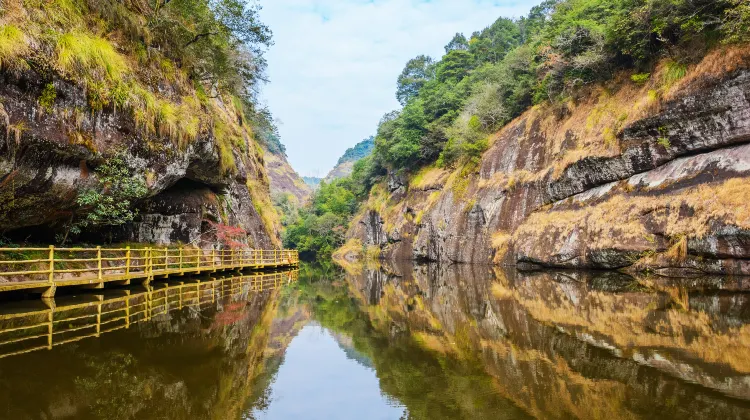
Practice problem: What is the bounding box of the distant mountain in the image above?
[302,176,322,189]
[324,137,375,182]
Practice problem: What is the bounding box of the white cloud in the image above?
[258,0,542,177]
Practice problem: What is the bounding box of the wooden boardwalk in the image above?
[0,246,299,297]
[0,269,298,359]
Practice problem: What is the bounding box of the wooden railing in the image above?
[0,270,299,359]
[0,247,299,295]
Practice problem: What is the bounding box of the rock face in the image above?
[0,69,278,248]
[343,51,750,276]
[264,150,311,204]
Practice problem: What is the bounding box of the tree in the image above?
[445,33,469,53]
[396,55,434,106]
[435,49,474,83]
[145,0,273,99]
[468,18,522,63]
[724,0,750,43]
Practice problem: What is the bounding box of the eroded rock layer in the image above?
[341,50,750,276]
[0,69,277,248]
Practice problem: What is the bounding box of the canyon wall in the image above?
[0,67,279,248]
[340,47,750,276]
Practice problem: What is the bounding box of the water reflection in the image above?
[252,324,405,419]
[344,262,750,419]
[0,270,297,419]
[0,262,748,419]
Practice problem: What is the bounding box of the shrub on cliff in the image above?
[61,155,148,243]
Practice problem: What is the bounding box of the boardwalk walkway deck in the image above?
[0,269,299,359]
[0,247,299,297]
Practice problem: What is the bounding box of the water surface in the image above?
[0,264,747,419]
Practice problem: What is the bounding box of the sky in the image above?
[258,0,543,177]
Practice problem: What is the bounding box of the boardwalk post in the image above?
[179,247,183,273]
[96,300,101,337]
[97,246,103,281]
[43,245,56,299]
[146,247,152,279]
[48,245,54,284]
[125,246,131,278]
[212,249,216,271]
[197,248,201,271]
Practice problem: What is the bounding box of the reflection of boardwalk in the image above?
[0,270,298,360]
[0,247,299,297]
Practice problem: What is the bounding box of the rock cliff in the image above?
[340,47,750,276]
[0,47,279,248]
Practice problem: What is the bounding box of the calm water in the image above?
[0,263,748,419]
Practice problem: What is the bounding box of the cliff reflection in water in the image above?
[343,261,750,419]
[0,263,748,419]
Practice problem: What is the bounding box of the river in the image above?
[0,262,747,419]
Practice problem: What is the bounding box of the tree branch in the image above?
[184,31,219,48]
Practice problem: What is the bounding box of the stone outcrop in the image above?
[342,49,750,276]
[0,68,278,248]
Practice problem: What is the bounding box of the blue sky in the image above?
[258,0,543,177]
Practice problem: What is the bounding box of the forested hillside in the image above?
[359,0,750,182]
[0,0,287,247]
[321,0,750,274]
[324,136,375,182]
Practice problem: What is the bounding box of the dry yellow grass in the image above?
[515,177,750,252]
[490,231,511,264]
[665,44,750,101]
[410,166,448,190]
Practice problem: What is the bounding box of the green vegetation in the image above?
[285,150,383,258]
[336,136,375,166]
[2,0,280,168]
[38,83,57,112]
[362,0,750,178]
[0,24,28,70]
[283,179,358,258]
[61,155,148,243]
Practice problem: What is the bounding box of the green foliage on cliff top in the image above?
[336,137,375,166]
[366,0,750,179]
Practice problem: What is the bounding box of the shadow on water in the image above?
[0,261,748,419]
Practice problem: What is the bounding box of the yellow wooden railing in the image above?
[0,270,299,359]
[0,246,299,295]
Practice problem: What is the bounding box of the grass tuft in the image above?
[0,25,29,70]
[56,31,129,84]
